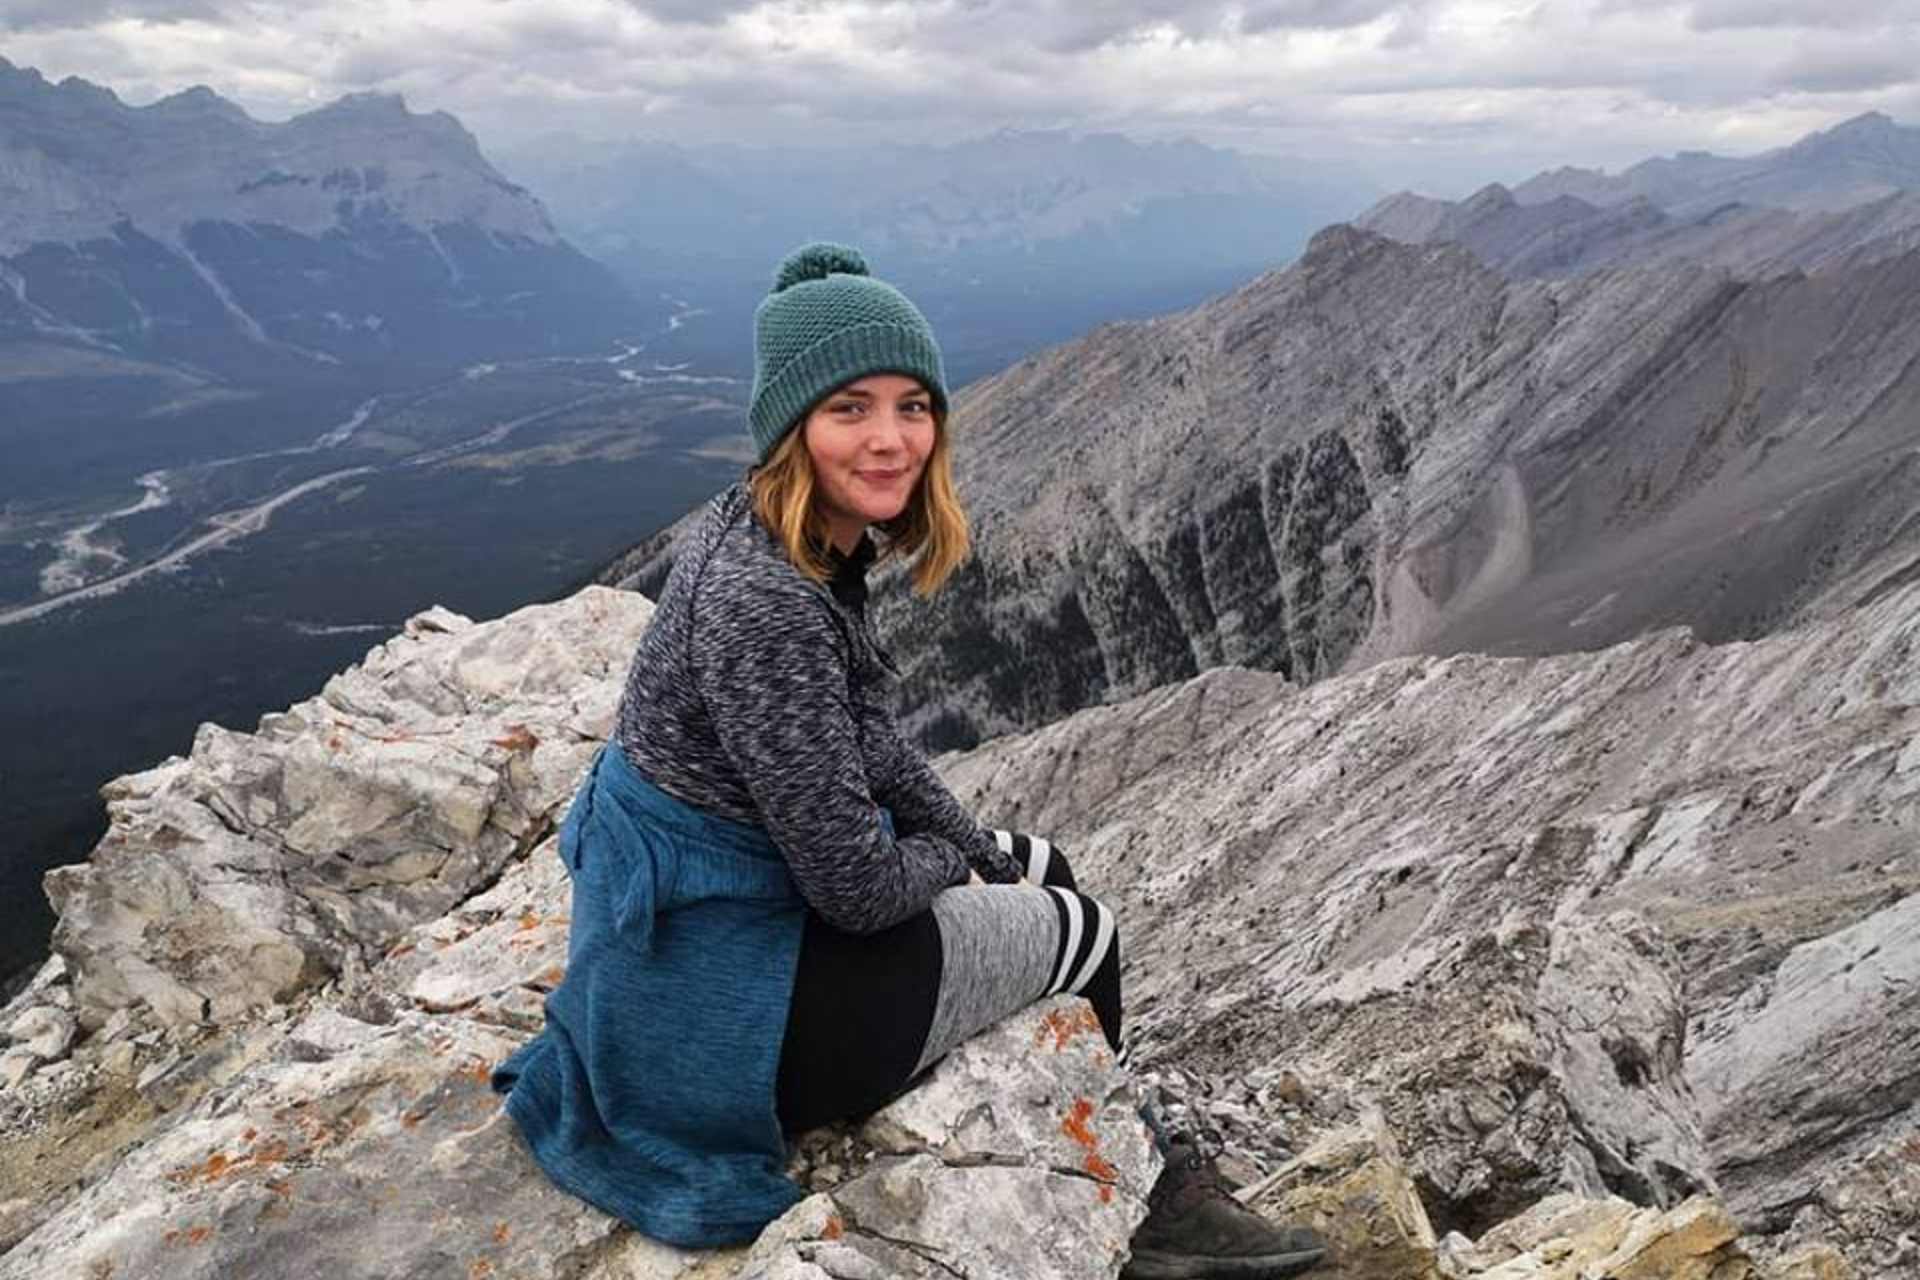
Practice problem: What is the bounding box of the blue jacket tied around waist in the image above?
[491,741,808,1246]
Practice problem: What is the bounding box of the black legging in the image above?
[775,839,1122,1135]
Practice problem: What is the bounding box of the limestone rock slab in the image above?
[744,997,1158,1280]
[41,587,651,1036]
[0,1010,638,1280]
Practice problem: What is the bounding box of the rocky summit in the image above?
[3,572,1911,1277]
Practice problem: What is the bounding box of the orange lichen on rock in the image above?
[1035,1004,1102,1052]
[1061,1098,1098,1149]
[823,1214,845,1241]
[1060,1098,1120,1199]
[248,1135,290,1165]
[491,724,540,752]
[161,1225,214,1248]
[468,1260,494,1279]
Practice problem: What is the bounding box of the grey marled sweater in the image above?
[614,483,1020,933]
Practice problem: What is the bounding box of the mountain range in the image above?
[0,57,634,375]
[605,114,1920,753]
[1354,113,1920,281]
[1511,112,1920,215]
[495,129,1383,382]
[498,127,1377,269]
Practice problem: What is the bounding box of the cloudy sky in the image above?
[3,0,1916,192]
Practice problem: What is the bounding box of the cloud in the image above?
[1767,40,1920,94]
[623,0,764,25]
[1238,0,1404,35]
[2,0,1916,199]
[0,0,249,33]
[1595,0,1899,31]
[1687,0,1895,32]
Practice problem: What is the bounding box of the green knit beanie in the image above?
[748,242,948,463]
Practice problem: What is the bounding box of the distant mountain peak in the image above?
[1832,110,1897,135]
[1463,182,1516,210]
[149,84,249,122]
[1795,110,1905,147]
[313,90,413,118]
[0,58,554,257]
[1780,111,1919,177]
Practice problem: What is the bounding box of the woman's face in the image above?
[802,373,937,553]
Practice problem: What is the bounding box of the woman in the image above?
[493,243,1325,1279]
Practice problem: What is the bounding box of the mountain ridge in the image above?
[0,57,633,372]
[1506,111,1920,215]
[604,223,1920,752]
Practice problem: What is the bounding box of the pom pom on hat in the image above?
[773,242,869,293]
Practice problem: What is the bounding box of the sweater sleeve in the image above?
[688,569,971,934]
[866,713,1022,884]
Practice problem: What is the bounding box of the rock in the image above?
[1689,890,1920,1219]
[99,1042,138,1079]
[1595,1197,1744,1280]
[381,827,574,1034]
[1452,1193,1765,1279]
[1241,1111,1440,1280]
[134,1051,182,1096]
[0,954,70,1028]
[1770,1245,1854,1280]
[2,928,1146,1280]
[1533,913,1709,1207]
[1761,1133,1919,1280]
[17,556,1908,1275]
[0,1049,36,1090]
[0,1010,628,1280]
[743,998,1156,1280]
[939,571,1920,1264]
[6,1007,75,1061]
[98,1007,137,1044]
[42,587,652,1038]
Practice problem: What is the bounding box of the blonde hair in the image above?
[749,406,971,597]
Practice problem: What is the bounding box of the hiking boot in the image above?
[1121,1141,1328,1279]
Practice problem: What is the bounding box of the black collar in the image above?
[825,534,876,611]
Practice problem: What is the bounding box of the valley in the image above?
[0,301,745,983]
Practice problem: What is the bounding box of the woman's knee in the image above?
[1041,885,1123,1051]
